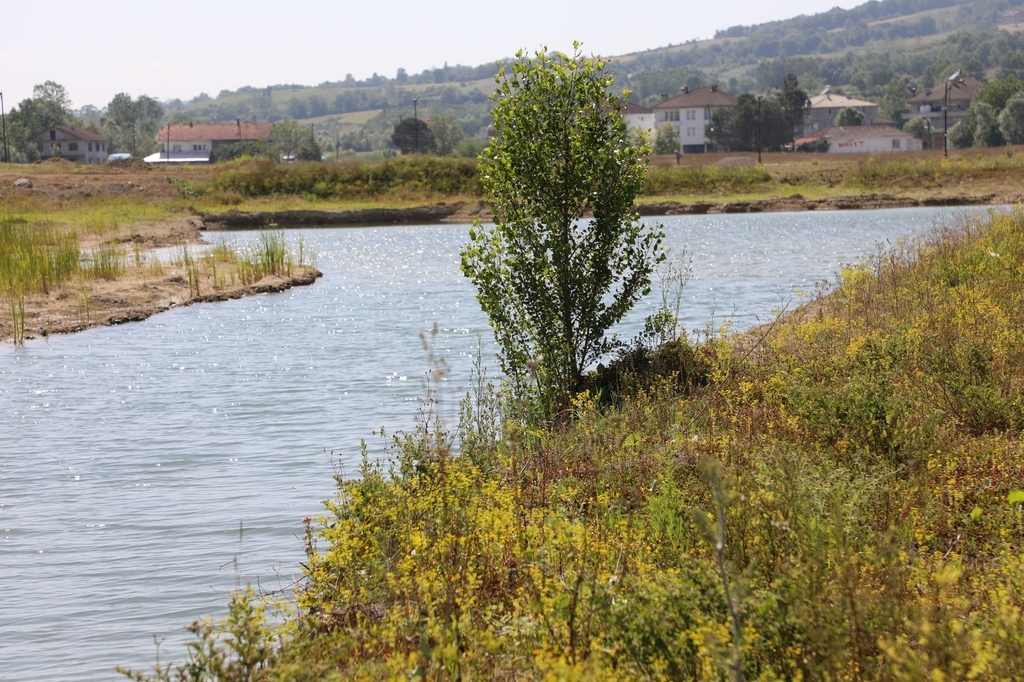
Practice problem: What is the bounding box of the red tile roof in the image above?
[28,125,108,142]
[654,86,737,109]
[155,122,274,143]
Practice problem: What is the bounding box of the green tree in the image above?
[707,94,788,152]
[973,102,1004,147]
[653,122,680,154]
[391,117,435,154]
[834,106,866,126]
[903,116,933,148]
[776,73,810,145]
[879,74,915,126]
[948,114,976,149]
[2,81,75,161]
[460,45,663,412]
[103,93,163,155]
[271,119,302,159]
[975,76,1024,112]
[427,113,466,155]
[998,93,1024,145]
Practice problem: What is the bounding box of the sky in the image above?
[1,0,865,110]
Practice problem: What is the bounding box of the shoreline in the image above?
[197,191,1017,229]
[2,267,322,345]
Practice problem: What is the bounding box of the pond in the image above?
[0,206,976,679]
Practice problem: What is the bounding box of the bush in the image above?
[208,156,481,200]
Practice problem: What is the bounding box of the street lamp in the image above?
[757,95,763,164]
[413,98,419,154]
[944,70,964,158]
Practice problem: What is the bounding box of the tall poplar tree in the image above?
[461,44,663,414]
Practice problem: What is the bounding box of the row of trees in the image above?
[950,75,1024,148]
[0,81,165,162]
[702,74,811,152]
[390,114,486,157]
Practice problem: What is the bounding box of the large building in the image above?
[146,122,274,163]
[653,85,738,154]
[794,125,923,153]
[804,92,881,137]
[28,125,109,164]
[904,76,984,148]
[622,102,656,139]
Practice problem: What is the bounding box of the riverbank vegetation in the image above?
[121,182,1024,682]
[0,205,317,344]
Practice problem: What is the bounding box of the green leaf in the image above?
[970,506,983,521]
[1008,489,1024,504]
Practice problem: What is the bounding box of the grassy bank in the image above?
[0,211,315,344]
[6,151,1024,220]
[125,208,1024,680]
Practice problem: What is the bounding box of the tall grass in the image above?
[208,156,481,201]
[645,164,773,195]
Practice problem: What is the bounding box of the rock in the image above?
[13,178,33,189]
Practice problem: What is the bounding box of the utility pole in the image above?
[757,95,763,164]
[0,91,9,163]
[944,70,963,158]
[413,98,419,154]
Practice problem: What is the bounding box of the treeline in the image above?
[0,82,164,162]
[172,82,491,125]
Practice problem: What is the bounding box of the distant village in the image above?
[19,72,989,167]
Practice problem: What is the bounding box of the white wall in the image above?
[828,135,922,153]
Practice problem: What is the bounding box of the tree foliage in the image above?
[707,93,789,152]
[834,106,866,126]
[103,93,163,155]
[427,113,467,156]
[903,116,932,147]
[778,73,810,143]
[998,94,1024,145]
[653,122,680,154]
[461,45,663,413]
[391,118,435,154]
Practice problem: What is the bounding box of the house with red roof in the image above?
[146,122,274,163]
[28,125,109,164]
[652,85,738,154]
[794,125,922,153]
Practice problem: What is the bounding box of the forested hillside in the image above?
[118,0,1024,153]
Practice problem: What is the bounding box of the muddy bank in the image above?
[200,202,488,229]
[197,192,1018,230]
[2,267,321,344]
[636,192,1009,216]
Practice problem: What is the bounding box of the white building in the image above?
[28,125,109,164]
[622,102,655,138]
[804,93,881,137]
[796,125,923,153]
[652,85,737,154]
[146,122,274,163]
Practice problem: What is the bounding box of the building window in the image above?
[172,144,181,153]
[892,138,901,150]
[88,143,93,152]
[50,130,56,140]
[68,143,78,151]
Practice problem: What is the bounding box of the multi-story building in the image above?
[652,85,738,154]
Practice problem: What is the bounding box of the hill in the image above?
[161,0,1024,153]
